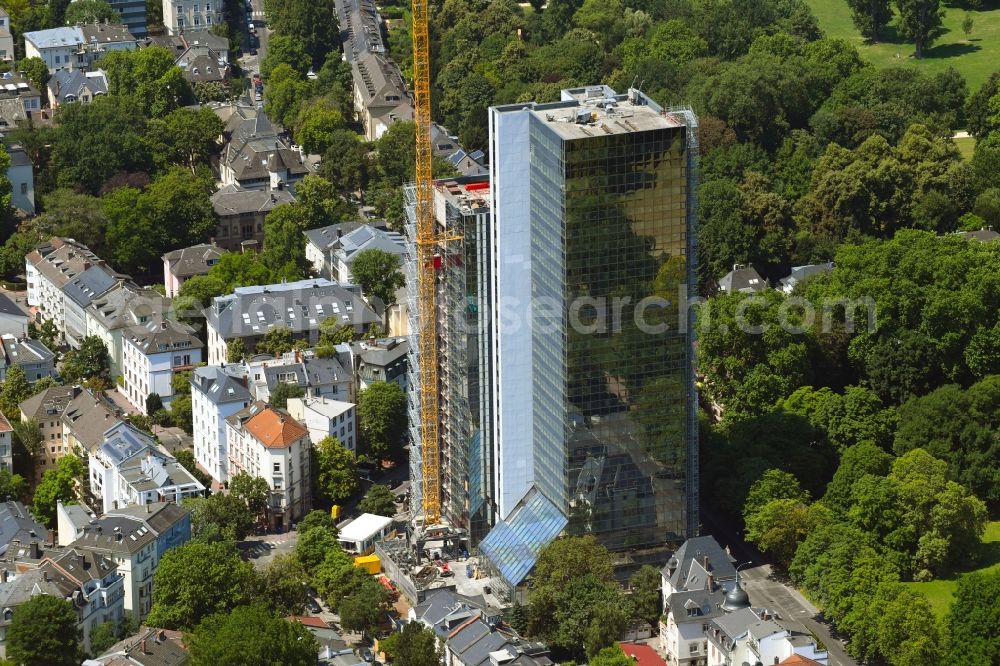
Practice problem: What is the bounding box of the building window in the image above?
[19,183,26,195]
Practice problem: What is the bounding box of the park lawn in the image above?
[806,0,1000,90]
[955,135,976,160]
[905,520,1000,620]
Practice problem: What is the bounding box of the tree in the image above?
[145,393,164,415]
[259,553,310,615]
[229,472,271,522]
[339,577,391,637]
[17,57,49,92]
[7,594,80,666]
[261,204,310,280]
[383,621,441,666]
[227,338,247,364]
[255,326,295,358]
[628,565,662,628]
[145,107,225,173]
[260,34,311,79]
[357,484,396,516]
[169,393,193,434]
[590,646,633,666]
[357,381,407,462]
[263,64,313,130]
[962,12,974,39]
[0,469,27,503]
[314,436,358,503]
[745,499,832,569]
[263,0,339,67]
[847,0,892,41]
[187,604,318,666]
[295,523,339,572]
[742,469,810,521]
[146,540,258,630]
[88,621,120,657]
[895,0,947,58]
[32,455,83,527]
[270,382,305,409]
[943,569,1000,666]
[320,131,370,194]
[61,336,110,383]
[101,46,193,118]
[294,98,347,156]
[823,441,894,514]
[297,509,337,536]
[175,449,212,489]
[64,0,120,24]
[350,249,405,311]
[0,365,32,419]
[187,493,255,542]
[295,174,352,228]
[35,319,58,351]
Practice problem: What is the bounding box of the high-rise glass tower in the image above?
[480,86,699,570]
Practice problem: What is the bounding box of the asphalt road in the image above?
[741,565,858,666]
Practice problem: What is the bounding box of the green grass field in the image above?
[806,0,1000,90]
[955,135,976,159]
[905,521,1000,620]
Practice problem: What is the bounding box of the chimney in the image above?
[336,228,343,238]
[28,542,39,559]
[703,555,710,571]
[146,504,151,514]
[42,570,49,582]
[47,529,56,547]
[708,573,715,591]
[161,321,168,330]
[0,569,6,583]
[140,639,147,654]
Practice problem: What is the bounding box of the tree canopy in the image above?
[7,594,80,666]
[187,604,319,666]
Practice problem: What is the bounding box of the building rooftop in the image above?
[1,335,55,367]
[338,513,393,542]
[0,501,46,555]
[23,26,84,49]
[336,225,406,263]
[49,68,109,105]
[661,535,737,592]
[493,86,686,141]
[3,145,31,169]
[957,227,999,242]
[89,626,188,666]
[191,364,252,404]
[0,413,9,434]
[63,264,118,309]
[0,292,23,319]
[19,385,80,421]
[99,422,156,466]
[206,278,379,339]
[26,237,103,291]
[303,221,366,252]
[79,23,136,44]
[162,243,223,278]
[124,319,203,356]
[62,390,122,452]
[242,404,308,448]
[719,264,766,294]
[618,643,667,666]
[433,176,491,219]
[211,184,297,216]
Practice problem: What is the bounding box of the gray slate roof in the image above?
[957,228,1000,242]
[63,264,117,308]
[61,389,121,452]
[222,112,309,182]
[205,278,379,339]
[719,265,766,293]
[79,22,136,45]
[661,535,737,592]
[666,587,725,623]
[191,364,252,404]
[211,183,296,216]
[336,225,406,264]
[162,243,222,278]
[304,222,365,252]
[123,319,203,356]
[1,336,54,367]
[5,145,31,168]
[18,385,80,421]
[0,501,46,555]
[710,606,764,642]
[0,292,24,318]
[779,262,834,292]
[99,422,156,466]
[49,69,108,105]
[71,515,156,556]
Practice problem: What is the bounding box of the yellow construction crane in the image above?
[412,0,441,526]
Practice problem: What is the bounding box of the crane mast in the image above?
[412,0,441,525]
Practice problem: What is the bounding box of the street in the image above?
[741,565,857,666]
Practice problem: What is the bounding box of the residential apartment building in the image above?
[225,402,310,531]
[59,501,191,620]
[61,388,123,456]
[0,335,55,383]
[0,293,27,339]
[219,112,311,192]
[62,264,120,349]
[26,237,103,338]
[162,243,222,297]
[210,184,296,252]
[303,223,406,286]
[0,9,13,63]
[18,385,81,483]
[204,278,379,365]
[0,74,41,118]
[0,415,10,473]
[191,365,252,486]
[473,88,699,593]
[86,284,166,379]
[23,24,136,73]
[121,320,203,415]
[0,501,46,555]
[355,337,408,391]
[48,68,109,108]
[5,144,34,215]
[243,349,353,403]
[0,544,126,656]
[162,0,224,35]
[286,396,356,449]
[89,422,203,512]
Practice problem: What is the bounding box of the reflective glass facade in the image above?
[488,87,698,551]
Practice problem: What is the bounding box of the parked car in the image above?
[308,598,322,614]
[248,21,256,33]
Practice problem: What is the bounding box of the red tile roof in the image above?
[0,413,11,433]
[619,643,667,666]
[780,656,825,665]
[244,407,307,448]
[287,615,329,629]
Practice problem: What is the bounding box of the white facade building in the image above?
[26,237,102,338]
[286,396,356,450]
[23,24,136,73]
[162,0,224,35]
[191,365,252,485]
[336,513,393,554]
[225,402,310,531]
[0,414,10,472]
[89,422,204,513]
[121,320,203,415]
